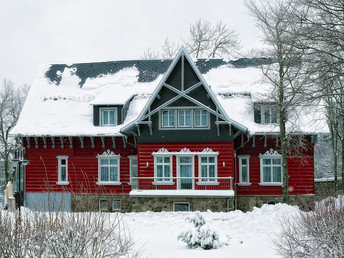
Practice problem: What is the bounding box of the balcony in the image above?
[129,177,234,197]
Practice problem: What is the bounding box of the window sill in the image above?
[152,181,175,185]
[196,181,220,186]
[237,183,252,186]
[97,182,122,186]
[56,182,69,186]
[258,182,282,186]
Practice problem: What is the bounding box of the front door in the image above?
[178,156,194,189]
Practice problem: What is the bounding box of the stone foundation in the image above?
[236,194,315,212]
[71,193,317,213]
[71,193,234,212]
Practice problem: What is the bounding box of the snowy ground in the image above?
[123,204,299,258]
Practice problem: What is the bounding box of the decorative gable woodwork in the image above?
[121,47,247,142]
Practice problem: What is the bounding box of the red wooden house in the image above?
[11,47,328,212]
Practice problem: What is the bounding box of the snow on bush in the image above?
[274,195,344,257]
[178,211,223,250]
[0,208,139,257]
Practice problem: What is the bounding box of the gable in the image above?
[121,47,247,139]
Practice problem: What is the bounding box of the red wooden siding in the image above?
[24,136,136,193]
[137,142,235,190]
[235,135,314,195]
[24,134,314,196]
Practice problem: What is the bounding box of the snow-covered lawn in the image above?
[123,203,299,257]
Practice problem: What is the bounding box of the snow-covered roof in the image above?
[11,57,328,137]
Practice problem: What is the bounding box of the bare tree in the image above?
[292,0,344,190]
[142,47,160,60]
[246,0,310,203]
[209,21,239,58]
[184,19,213,58]
[0,79,28,185]
[161,36,179,59]
[143,19,240,59]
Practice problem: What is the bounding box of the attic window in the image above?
[254,103,279,125]
[160,108,209,130]
[100,108,117,126]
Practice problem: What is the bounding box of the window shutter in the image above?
[254,106,261,124]
[93,106,99,126]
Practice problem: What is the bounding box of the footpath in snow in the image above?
[123,203,299,258]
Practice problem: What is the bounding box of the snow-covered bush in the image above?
[178,211,222,250]
[0,209,139,257]
[274,196,344,257]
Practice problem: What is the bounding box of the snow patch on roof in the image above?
[12,60,329,136]
[11,65,161,136]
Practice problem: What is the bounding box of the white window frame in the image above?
[261,105,279,125]
[197,153,219,185]
[176,155,195,190]
[161,110,176,128]
[56,155,69,185]
[112,199,121,211]
[99,199,108,211]
[259,149,282,186]
[96,150,121,185]
[177,109,192,128]
[153,155,174,185]
[159,107,210,130]
[128,155,138,185]
[173,202,190,212]
[238,155,251,186]
[194,109,209,128]
[100,107,117,126]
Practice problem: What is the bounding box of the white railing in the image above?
[130,177,233,191]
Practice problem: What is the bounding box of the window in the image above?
[178,156,194,189]
[97,150,121,185]
[261,106,279,124]
[238,156,251,186]
[178,109,192,127]
[173,202,190,212]
[160,108,209,129]
[259,149,282,186]
[254,103,280,124]
[199,156,217,182]
[99,158,119,182]
[112,200,121,211]
[129,156,138,184]
[162,110,175,127]
[194,109,208,127]
[99,199,108,211]
[57,156,69,185]
[100,108,117,126]
[154,156,173,182]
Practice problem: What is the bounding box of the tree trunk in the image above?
[329,114,338,192]
[280,112,289,203]
[342,117,344,191]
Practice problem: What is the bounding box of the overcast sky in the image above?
[0,0,263,85]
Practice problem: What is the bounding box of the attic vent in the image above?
[218,93,251,98]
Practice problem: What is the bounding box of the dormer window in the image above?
[100,108,117,126]
[254,103,279,125]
